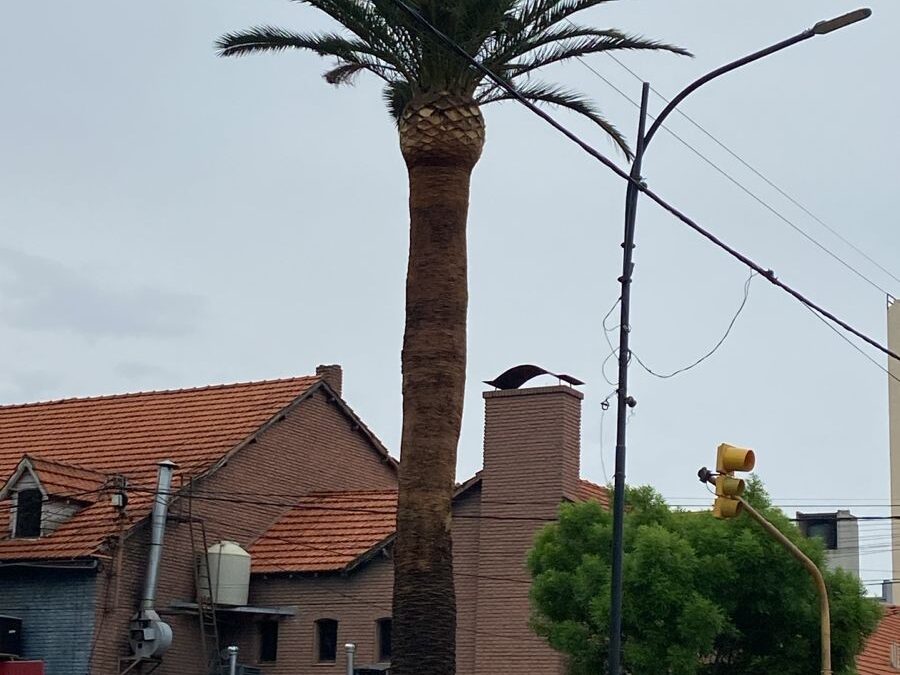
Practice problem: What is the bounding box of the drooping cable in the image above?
[631,271,754,379]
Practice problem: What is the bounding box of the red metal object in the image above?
[0,661,45,675]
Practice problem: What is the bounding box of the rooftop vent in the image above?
[484,364,583,390]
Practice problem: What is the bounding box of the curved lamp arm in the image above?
[642,8,872,151]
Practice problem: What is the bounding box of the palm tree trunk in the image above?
[392,92,485,675]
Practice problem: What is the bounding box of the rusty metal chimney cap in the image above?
[484,364,584,390]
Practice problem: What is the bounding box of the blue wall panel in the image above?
[0,566,97,675]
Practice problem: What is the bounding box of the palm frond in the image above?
[521,0,619,35]
[217,27,405,85]
[383,80,414,122]
[478,81,632,158]
[291,0,418,78]
[508,29,692,77]
[324,62,367,85]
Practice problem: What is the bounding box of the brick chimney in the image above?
[315,364,343,398]
[473,381,583,674]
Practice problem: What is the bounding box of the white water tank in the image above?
[198,540,251,606]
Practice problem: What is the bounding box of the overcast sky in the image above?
[1,0,897,590]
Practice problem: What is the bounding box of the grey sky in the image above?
[1,0,897,589]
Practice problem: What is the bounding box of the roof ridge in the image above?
[0,375,321,410]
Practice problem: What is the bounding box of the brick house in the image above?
[0,365,602,674]
[227,375,606,675]
[0,366,397,674]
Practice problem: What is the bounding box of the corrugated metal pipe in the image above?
[142,459,177,610]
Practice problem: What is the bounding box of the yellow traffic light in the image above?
[716,443,755,473]
[713,497,742,519]
[712,443,755,519]
[715,475,745,498]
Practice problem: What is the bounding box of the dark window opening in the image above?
[14,489,42,538]
[316,618,338,662]
[259,620,278,662]
[376,617,392,661]
[798,514,838,550]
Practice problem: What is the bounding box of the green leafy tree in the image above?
[217,2,687,673]
[529,479,881,674]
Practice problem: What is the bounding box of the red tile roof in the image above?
[6,455,109,498]
[252,478,610,574]
[0,377,320,561]
[251,491,397,574]
[575,479,610,509]
[857,605,898,674]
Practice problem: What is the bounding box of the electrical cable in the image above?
[572,49,892,297]
[802,302,900,385]
[631,271,754,379]
[387,0,900,366]
[605,52,900,290]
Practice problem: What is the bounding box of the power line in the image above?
[565,25,893,297]
[632,271,754,379]
[387,0,900,367]
[606,52,900,290]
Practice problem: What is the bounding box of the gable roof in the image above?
[0,375,359,562]
[0,455,109,501]
[0,376,320,487]
[857,605,899,674]
[251,491,397,574]
[251,477,609,574]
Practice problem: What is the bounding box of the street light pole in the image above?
[606,9,871,674]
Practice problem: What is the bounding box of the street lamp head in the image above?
[813,8,872,35]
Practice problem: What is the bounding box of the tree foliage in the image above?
[528,479,882,675]
[216,0,690,156]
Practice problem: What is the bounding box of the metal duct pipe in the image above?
[345,643,356,675]
[142,459,177,610]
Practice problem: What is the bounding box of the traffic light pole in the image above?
[606,9,870,673]
[737,497,832,675]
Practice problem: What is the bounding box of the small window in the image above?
[14,489,42,538]
[259,620,278,662]
[315,619,338,662]
[376,618,392,661]
[804,520,838,550]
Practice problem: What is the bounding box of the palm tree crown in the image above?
[216,0,690,155]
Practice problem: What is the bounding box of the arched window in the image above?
[315,618,338,662]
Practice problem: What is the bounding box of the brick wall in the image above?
[473,385,582,675]
[452,484,481,675]
[234,554,395,674]
[90,386,397,675]
[0,566,96,675]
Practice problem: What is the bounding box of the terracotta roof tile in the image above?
[251,491,398,574]
[857,605,898,674]
[0,377,319,561]
[22,455,109,498]
[576,479,610,509]
[253,478,610,574]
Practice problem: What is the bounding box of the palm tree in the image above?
[217,3,686,673]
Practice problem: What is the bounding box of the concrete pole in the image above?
[345,643,356,675]
[227,645,238,675]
